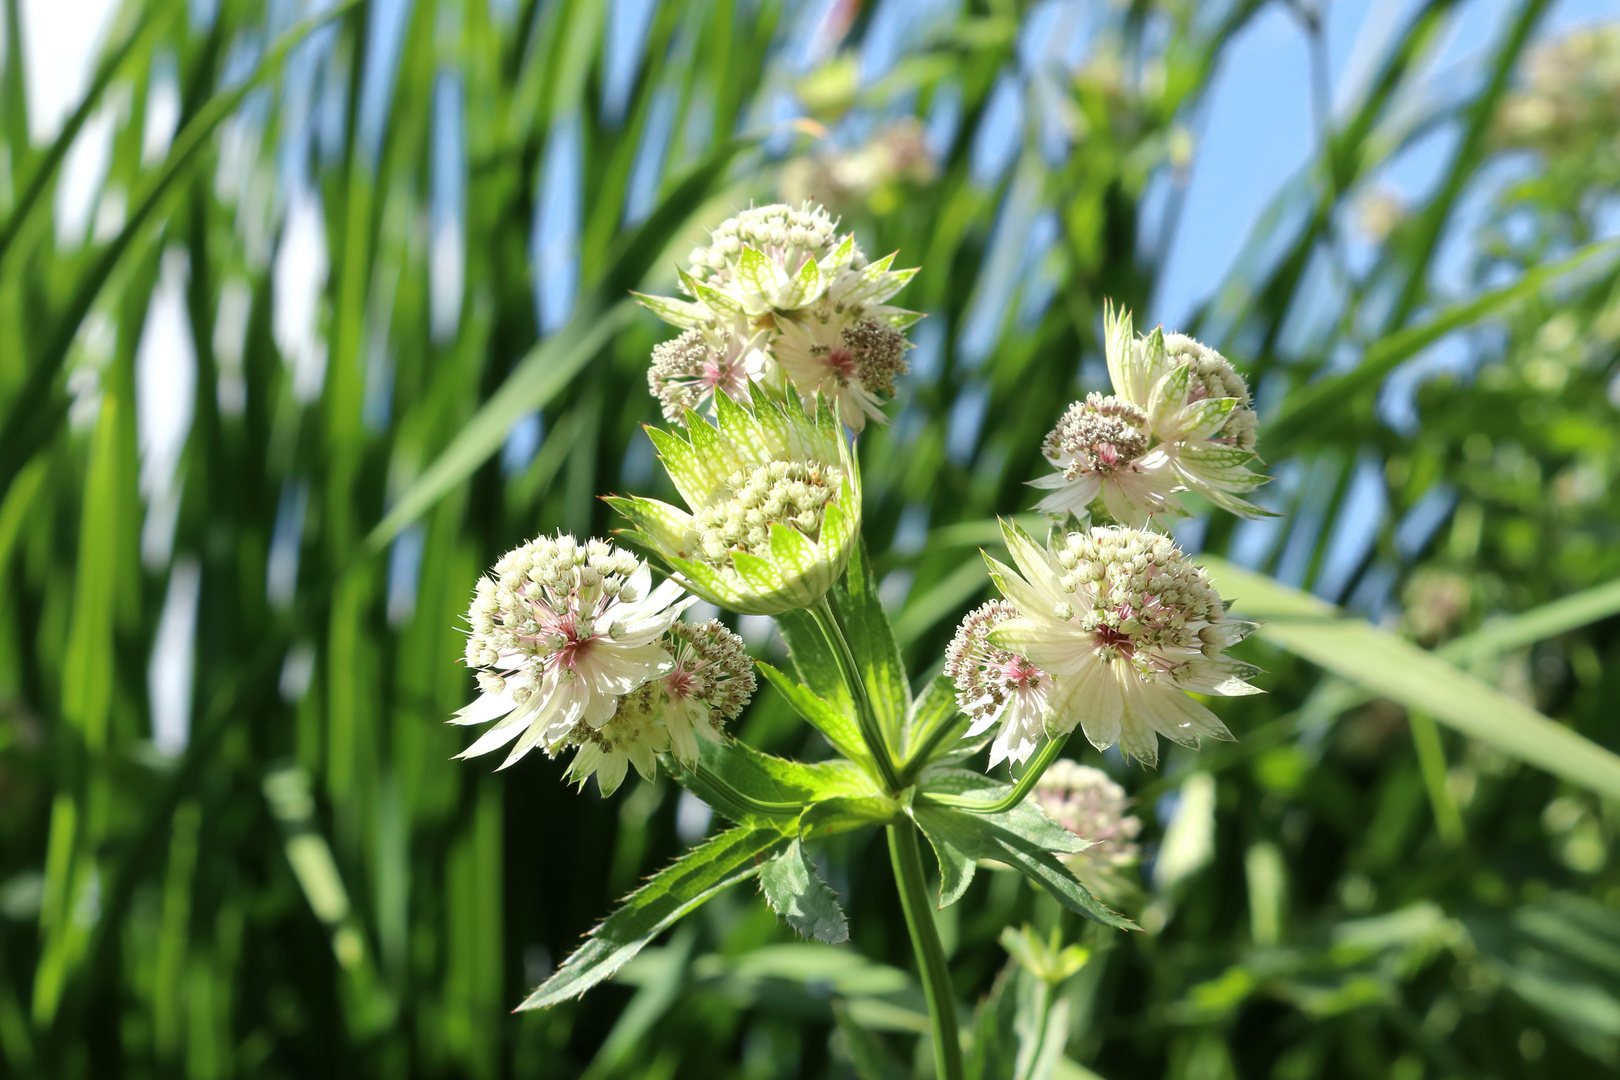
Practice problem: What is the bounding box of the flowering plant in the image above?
[450,202,1274,1077]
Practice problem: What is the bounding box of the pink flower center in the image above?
[1093,626,1134,659]
[996,655,1044,689]
[827,347,858,380]
[665,666,696,700]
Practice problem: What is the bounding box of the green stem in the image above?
[924,729,1075,814]
[887,823,964,1080]
[809,597,902,792]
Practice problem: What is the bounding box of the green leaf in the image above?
[755,661,868,764]
[901,672,970,770]
[1200,556,1620,802]
[773,611,856,717]
[911,805,1132,928]
[759,839,849,944]
[517,825,789,1010]
[677,735,876,826]
[1437,577,1620,666]
[800,795,905,839]
[832,998,910,1080]
[836,539,910,744]
[1264,237,1620,452]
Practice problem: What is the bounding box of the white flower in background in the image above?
[983,520,1260,766]
[1029,392,1182,525]
[1034,761,1142,901]
[609,394,860,615]
[454,536,692,769]
[650,619,757,764]
[1103,306,1270,518]
[774,307,910,432]
[945,600,1053,768]
[647,318,773,424]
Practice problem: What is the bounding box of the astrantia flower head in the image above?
[1029,392,1182,525]
[982,520,1261,766]
[945,600,1054,767]
[685,202,844,315]
[1034,761,1142,900]
[774,306,910,432]
[453,535,692,769]
[1103,305,1271,518]
[647,319,773,425]
[653,619,757,764]
[608,393,860,615]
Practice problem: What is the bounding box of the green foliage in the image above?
[3,0,1620,1077]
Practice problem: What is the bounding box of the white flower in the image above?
[1103,305,1270,518]
[983,520,1261,766]
[650,619,756,765]
[453,536,692,770]
[773,306,909,432]
[647,318,773,425]
[1029,393,1183,525]
[564,683,670,795]
[944,600,1054,768]
[1033,761,1142,901]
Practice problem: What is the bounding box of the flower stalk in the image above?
[888,823,966,1080]
[809,596,902,793]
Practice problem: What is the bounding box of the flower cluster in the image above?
[1034,761,1142,899]
[1032,306,1269,526]
[976,521,1260,766]
[452,534,755,794]
[944,601,1053,768]
[634,202,918,433]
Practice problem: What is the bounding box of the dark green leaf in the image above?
[759,839,849,944]
[518,825,789,1010]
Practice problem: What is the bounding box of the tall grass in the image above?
[1,0,1618,1076]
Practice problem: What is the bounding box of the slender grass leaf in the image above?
[759,838,849,944]
[517,824,790,1010]
[832,998,910,1080]
[1200,556,1620,801]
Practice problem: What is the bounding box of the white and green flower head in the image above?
[560,619,755,795]
[609,392,860,615]
[774,306,911,433]
[982,520,1261,766]
[1102,305,1271,517]
[1033,761,1142,902]
[453,535,692,770]
[1029,392,1182,526]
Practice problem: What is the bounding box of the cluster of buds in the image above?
[452,534,755,794]
[1032,306,1269,526]
[634,202,919,433]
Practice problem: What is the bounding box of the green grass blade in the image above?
[1200,556,1620,801]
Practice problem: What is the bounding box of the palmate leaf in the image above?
[911,800,1124,926]
[759,839,849,944]
[1199,556,1620,801]
[518,824,790,1010]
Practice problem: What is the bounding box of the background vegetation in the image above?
[1,0,1619,1076]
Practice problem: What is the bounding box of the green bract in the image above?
[609,393,861,615]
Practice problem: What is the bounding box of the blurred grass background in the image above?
[2,0,1620,1076]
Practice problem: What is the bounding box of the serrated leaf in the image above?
[756,661,868,764]
[759,839,849,944]
[518,825,789,1010]
[911,805,1132,929]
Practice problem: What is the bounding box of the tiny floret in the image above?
[652,619,756,764]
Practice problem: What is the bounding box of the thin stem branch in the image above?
[899,713,970,785]
[809,597,902,792]
[888,824,964,1080]
[923,729,1075,815]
